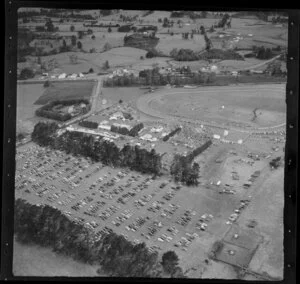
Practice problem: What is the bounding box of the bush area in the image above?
[14,199,185,277]
[35,99,90,122]
[117,24,133,32]
[208,241,224,259]
[252,46,274,60]
[170,155,200,186]
[18,68,35,80]
[111,123,144,137]
[78,120,99,129]
[269,156,281,169]
[162,127,181,142]
[170,48,244,61]
[170,140,212,185]
[31,122,59,146]
[31,122,162,175]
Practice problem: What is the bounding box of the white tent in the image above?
[58,73,66,79]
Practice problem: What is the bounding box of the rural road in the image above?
[237,54,283,72]
[136,83,286,134]
[60,76,104,128]
[17,77,104,147]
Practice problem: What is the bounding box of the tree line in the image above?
[170,48,243,61]
[162,127,182,142]
[14,198,185,278]
[103,68,217,87]
[170,140,212,185]
[35,99,91,122]
[78,120,99,129]
[111,123,144,137]
[170,154,200,186]
[31,122,162,175]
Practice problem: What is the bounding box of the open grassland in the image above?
[13,240,102,277]
[238,168,284,280]
[35,80,95,105]
[100,87,145,106]
[17,83,45,134]
[156,34,206,55]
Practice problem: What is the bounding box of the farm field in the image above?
[34,80,95,105]
[18,12,288,78]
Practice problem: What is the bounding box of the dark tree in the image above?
[45,20,55,32]
[17,133,26,141]
[108,27,112,33]
[44,80,51,87]
[19,68,34,80]
[77,41,82,49]
[103,60,110,70]
[78,31,84,39]
[71,35,77,46]
[161,251,179,275]
[70,25,75,32]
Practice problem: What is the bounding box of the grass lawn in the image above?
[34,80,95,105]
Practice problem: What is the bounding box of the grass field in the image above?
[17,83,45,134]
[34,80,95,105]
[19,12,287,79]
[137,84,286,128]
[13,240,102,277]
[239,168,284,279]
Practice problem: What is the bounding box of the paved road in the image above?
[136,83,286,135]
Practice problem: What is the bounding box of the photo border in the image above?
[2,1,298,282]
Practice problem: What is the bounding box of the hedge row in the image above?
[162,127,182,142]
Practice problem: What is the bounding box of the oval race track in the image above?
[136,84,286,134]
